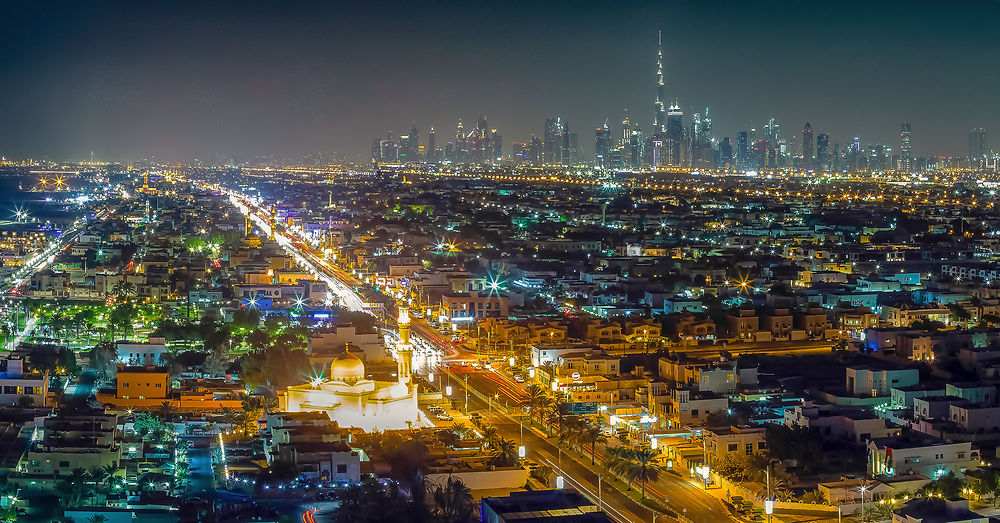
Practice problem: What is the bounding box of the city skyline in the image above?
[0,1,997,161]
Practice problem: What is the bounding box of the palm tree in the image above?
[157,401,176,422]
[546,400,573,443]
[561,416,588,451]
[57,469,94,508]
[219,406,238,428]
[480,426,499,448]
[101,463,118,494]
[524,384,549,426]
[629,447,663,499]
[582,422,608,465]
[112,280,137,304]
[87,516,109,523]
[89,466,108,497]
[449,421,471,440]
[433,476,474,522]
[605,446,636,489]
[489,437,519,467]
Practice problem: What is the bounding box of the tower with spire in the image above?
[654,30,666,135]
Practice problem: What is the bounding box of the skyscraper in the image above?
[736,131,749,170]
[489,129,502,161]
[595,121,612,170]
[900,122,912,172]
[427,127,436,162]
[563,123,578,164]
[816,133,830,171]
[801,123,814,170]
[719,137,733,168]
[654,31,666,134]
[969,128,988,166]
[543,118,563,164]
[666,101,683,165]
[399,125,418,161]
[455,120,467,163]
[764,117,780,143]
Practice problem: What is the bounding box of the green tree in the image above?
[628,447,663,499]
[582,421,608,465]
[432,476,474,523]
[88,340,119,383]
[488,438,519,468]
[334,477,416,523]
[480,426,499,448]
[157,401,177,422]
[203,344,231,376]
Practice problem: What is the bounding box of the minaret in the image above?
[654,30,666,135]
[244,213,252,237]
[268,207,276,241]
[396,306,413,385]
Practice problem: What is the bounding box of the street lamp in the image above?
[766,459,780,523]
[859,484,868,520]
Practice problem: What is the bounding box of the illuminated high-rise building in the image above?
[427,127,436,162]
[489,129,502,161]
[454,120,468,163]
[628,127,643,170]
[666,101,683,165]
[564,124,578,164]
[399,125,418,161]
[802,122,814,170]
[900,122,912,172]
[764,117,780,143]
[689,107,713,168]
[595,121,612,169]
[719,137,733,168]
[654,31,666,134]
[969,128,988,166]
[543,117,563,164]
[529,135,542,165]
[816,132,830,171]
[736,131,749,170]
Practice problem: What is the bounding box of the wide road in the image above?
[2,208,110,296]
[461,384,731,523]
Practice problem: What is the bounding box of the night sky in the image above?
[1,1,996,162]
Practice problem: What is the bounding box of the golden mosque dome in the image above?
[330,348,365,382]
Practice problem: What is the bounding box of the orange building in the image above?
[97,365,244,413]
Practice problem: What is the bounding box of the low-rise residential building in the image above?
[846,366,920,397]
[881,304,951,328]
[18,411,121,479]
[783,402,900,444]
[657,357,758,394]
[703,425,767,466]
[116,338,167,366]
[651,387,729,428]
[0,357,47,407]
[869,435,980,479]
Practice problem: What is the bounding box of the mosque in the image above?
[278,307,421,431]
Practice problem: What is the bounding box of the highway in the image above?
[1,216,91,296]
[458,381,728,523]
